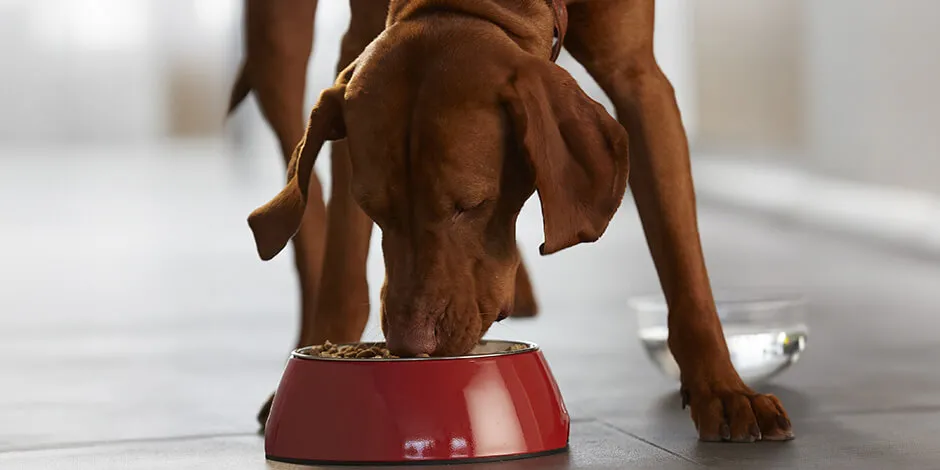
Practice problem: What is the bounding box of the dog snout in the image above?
[382,287,447,356]
[386,324,437,357]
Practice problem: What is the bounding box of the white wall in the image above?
[0,0,240,144]
[691,0,940,197]
[689,0,940,252]
[804,0,940,194]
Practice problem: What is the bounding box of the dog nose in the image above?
[386,327,437,357]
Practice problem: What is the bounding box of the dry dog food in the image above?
[305,340,528,359]
[308,341,400,359]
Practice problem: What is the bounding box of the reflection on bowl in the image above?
[630,291,808,386]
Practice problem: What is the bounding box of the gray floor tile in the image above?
[0,421,697,470]
[4,147,940,468]
[603,409,940,469]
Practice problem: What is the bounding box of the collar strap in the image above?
[547,0,568,62]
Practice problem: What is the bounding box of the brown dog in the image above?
[230,0,794,443]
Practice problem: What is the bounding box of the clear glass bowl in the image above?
[630,291,808,386]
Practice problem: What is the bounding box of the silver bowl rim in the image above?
[627,290,808,314]
[291,339,539,362]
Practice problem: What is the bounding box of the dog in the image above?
[229,0,794,443]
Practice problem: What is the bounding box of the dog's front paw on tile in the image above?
[257,393,274,434]
[681,385,794,442]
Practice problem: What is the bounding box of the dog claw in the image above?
[681,388,690,409]
[720,424,731,441]
[763,429,795,441]
[749,423,762,441]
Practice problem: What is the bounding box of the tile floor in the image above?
[2,144,939,468]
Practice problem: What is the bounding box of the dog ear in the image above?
[247,85,347,261]
[502,59,629,255]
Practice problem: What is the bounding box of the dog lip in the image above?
[479,309,509,322]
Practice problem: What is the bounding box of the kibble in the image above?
[305,341,399,359]
[303,341,529,359]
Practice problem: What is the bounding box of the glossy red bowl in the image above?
[264,340,570,466]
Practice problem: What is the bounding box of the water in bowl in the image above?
[638,323,807,385]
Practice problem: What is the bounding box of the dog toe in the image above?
[685,385,793,443]
[751,394,794,441]
[688,392,729,441]
[727,394,761,442]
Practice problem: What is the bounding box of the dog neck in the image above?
[387,0,566,62]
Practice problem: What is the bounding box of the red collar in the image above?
[548,0,568,62]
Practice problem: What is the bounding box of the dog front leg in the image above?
[255,0,389,431]
[231,0,333,430]
[297,0,389,348]
[230,0,330,351]
[564,0,792,441]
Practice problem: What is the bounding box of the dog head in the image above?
[247,26,628,357]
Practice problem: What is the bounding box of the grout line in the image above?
[596,420,704,467]
[0,431,259,455]
[823,404,940,418]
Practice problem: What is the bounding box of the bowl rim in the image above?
[627,289,807,314]
[290,339,539,362]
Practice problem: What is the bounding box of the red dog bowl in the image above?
[264,340,570,466]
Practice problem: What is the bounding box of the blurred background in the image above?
[4,0,937,250]
[2,0,939,458]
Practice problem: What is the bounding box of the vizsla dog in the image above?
[230,0,794,442]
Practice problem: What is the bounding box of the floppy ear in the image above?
[502,59,630,255]
[247,85,347,260]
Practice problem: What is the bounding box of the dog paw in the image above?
[681,384,793,442]
[257,393,274,434]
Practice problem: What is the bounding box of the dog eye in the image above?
[454,199,490,216]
